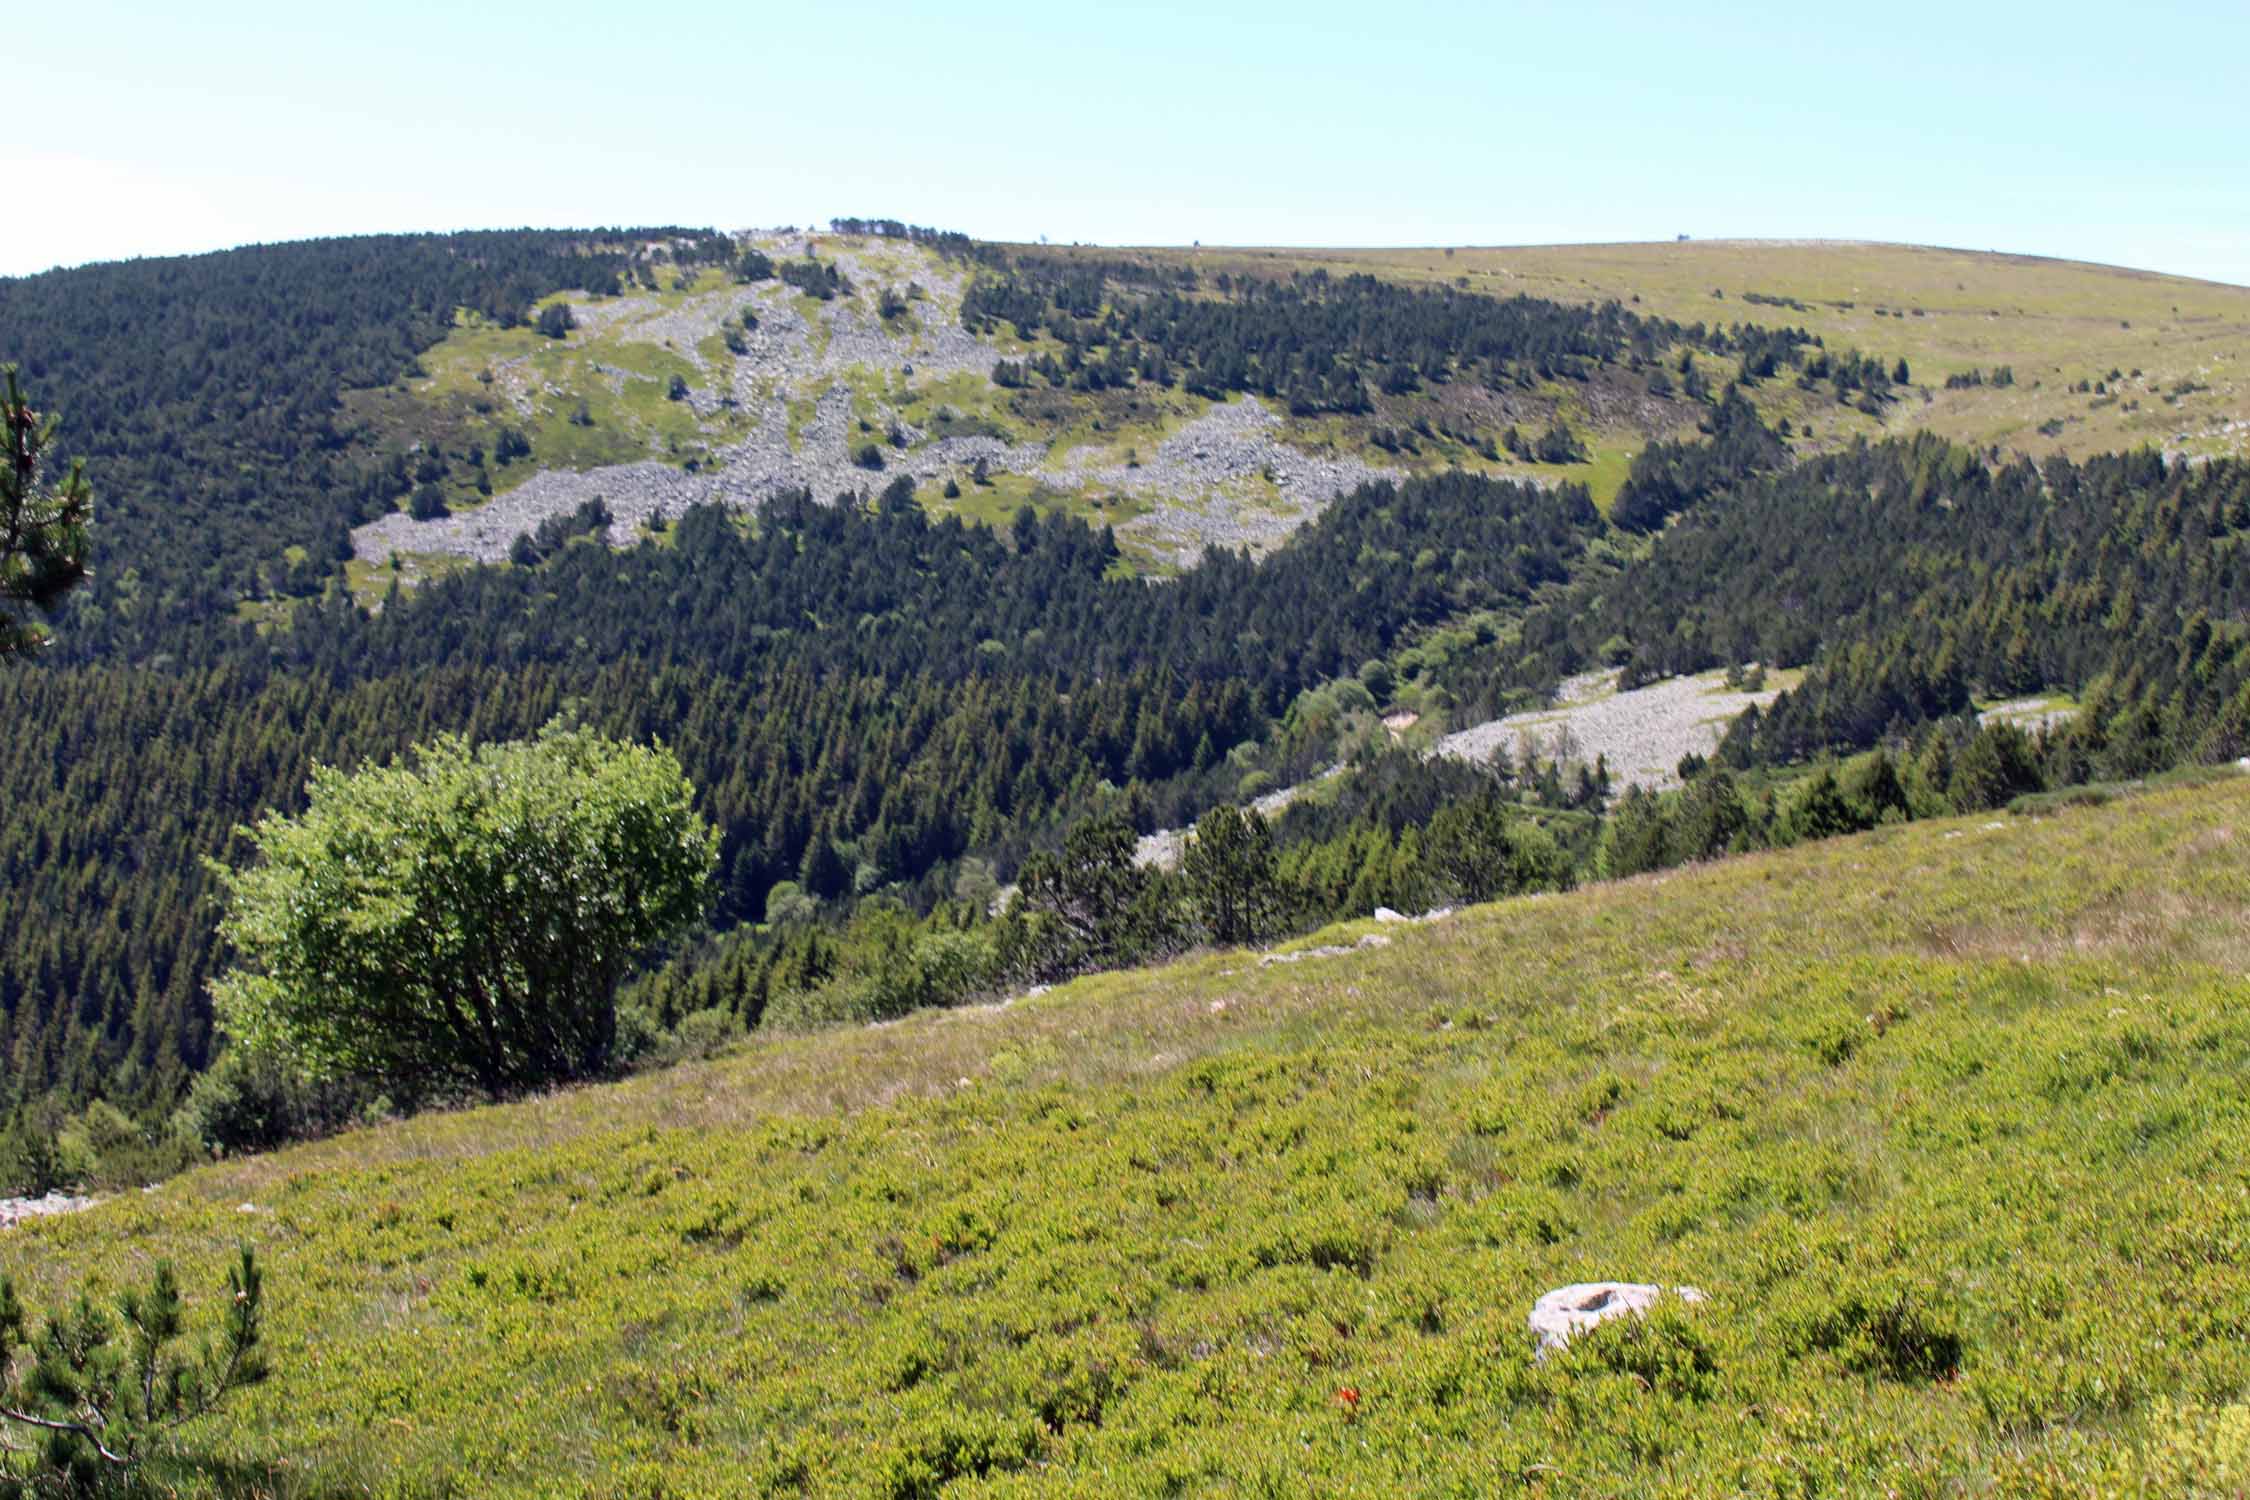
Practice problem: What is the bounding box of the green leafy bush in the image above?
[208,720,717,1105]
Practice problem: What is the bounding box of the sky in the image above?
[10,0,2249,284]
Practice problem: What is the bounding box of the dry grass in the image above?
[1070,238,2250,465]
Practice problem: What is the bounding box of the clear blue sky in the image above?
[12,0,2248,284]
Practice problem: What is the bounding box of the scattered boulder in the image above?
[1373,907,1408,923]
[0,1191,95,1229]
[1530,1281,1706,1357]
[1258,933,1391,967]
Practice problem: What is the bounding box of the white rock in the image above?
[1529,1281,1707,1357]
[0,1191,96,1229]
[1373,907,1408,923]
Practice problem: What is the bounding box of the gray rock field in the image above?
[353,234,1389,569]
[0,1191,95,1229]
[1437,668,1783,792]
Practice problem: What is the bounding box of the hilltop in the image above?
[1130,237,2250,466]
[9,777,2250,1494]
[331,232,2250,602]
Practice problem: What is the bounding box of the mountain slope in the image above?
[12,776,2249,1495]
[1147,238,2250,465]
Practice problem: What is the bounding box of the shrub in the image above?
[172,1049,374,1157]
[1784,1270,1963,1381]
[208,720,718,1104]
[0,1118,66,1197]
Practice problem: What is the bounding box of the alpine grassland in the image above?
[1098,238,2250,469]
[11,777,2250,1495]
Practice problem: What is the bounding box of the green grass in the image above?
[15,780,2250,1494]
[342,552,479,610]
[354,278,763,518]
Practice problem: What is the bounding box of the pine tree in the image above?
[0,366,95,658]
[1181,805,1282,946]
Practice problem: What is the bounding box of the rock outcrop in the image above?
[1529,1281,1706,1356]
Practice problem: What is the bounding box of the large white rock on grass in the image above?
[1530,1281,1706,1356]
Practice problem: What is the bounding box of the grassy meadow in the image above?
[13,778,2250,1494]
[1134,239,2250,466]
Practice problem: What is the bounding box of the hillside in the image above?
[1139,238,2250,467]
[338,230,2249,593]
[7,222,2250,1174]
[340,229,2125,591]
[10,778,2250,1494]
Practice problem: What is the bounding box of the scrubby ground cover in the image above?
[11,780,2250,1495]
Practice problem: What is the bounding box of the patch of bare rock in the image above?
[0,1191,95,1228]
[1438,668,1783,792]
[1530,1281,1707,1358]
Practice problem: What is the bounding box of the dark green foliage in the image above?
[0,1119,65,1199]
[1532,420,1584,465]
[0,467,1603,1127]
[1271,753,1582,920]
[733,248,775,283]
[779,258,848,301]
[1947,722,2045,811]
[1501,432,2250,785]
[1001,817,1181,984]
[1609,390,1785,533]
[0,1247,265,1490]
[535,302,575,340]
[1422,789,1571,903]
[965,253,1843,417]
[509,497,612,566]
[0,227,716,658]
[171,1050,372,1158]
[0,368,94,658]
[1180,806,1283,946]
[1601,765,1758,877]
[1783,767,1863,843]
[960,254,1802,415]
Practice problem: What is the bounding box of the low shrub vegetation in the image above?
[7,781,2249,1493]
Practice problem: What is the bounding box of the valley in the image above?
[4,213,2248,1498]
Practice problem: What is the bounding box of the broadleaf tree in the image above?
[209,720,718,1103]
